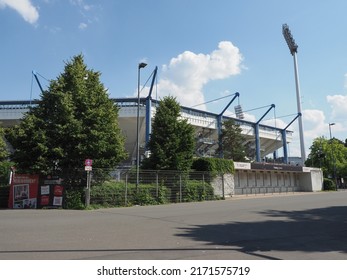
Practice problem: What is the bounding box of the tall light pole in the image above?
[329,122,337,190]
[329,122,335,140]
[136,62,147,192]
[282,24,306,166]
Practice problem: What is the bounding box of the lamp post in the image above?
[329,122,337,190]
[329,122,335,140]
[136,62,147,192]
[282,24,306,166]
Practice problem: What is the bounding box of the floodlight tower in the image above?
[282,24,306,165]
[136,62,147,192]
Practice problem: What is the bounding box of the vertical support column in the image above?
[125,172,128,206]
[293,53,306,165]
[85,171,91,207]
[217,115,223,158]
[282,130,288,164]
[255,124,261,162]
[145,97,151,146]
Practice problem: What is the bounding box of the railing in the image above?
[68,169,219,208]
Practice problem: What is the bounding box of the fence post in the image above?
[221,173,225,199]
[156,171,159,199]
[179,172,182,203]
[125,172,128,206]
[85,170,91,207]
[202,172,205,200]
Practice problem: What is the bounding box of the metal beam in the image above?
[145,67,158,146]
[32,70,44,94]
[282,113,301,164]
[219,92,240,117]
[217,92,240,158]
[255,104,275,162]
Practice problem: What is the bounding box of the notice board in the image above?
[38,176,64,208]
[8,174,39,209]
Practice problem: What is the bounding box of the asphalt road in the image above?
[1,191,347,260]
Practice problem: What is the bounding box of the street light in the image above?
[329,122,335,139]
[282,24,306,166]
[329,122,337,190]
[136,62,147,192]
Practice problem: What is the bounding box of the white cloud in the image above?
[262,109,329,158]
[327,94,347,120]
[242,112,257,123]
[262,118,288,130]
[302,109,326,139]
[44,25,61,33]
[296,108,344,157]
[0,0,39,24]
[70,0,93,12]
[151,41,243,110]
[79,22,87,30]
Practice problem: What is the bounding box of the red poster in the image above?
[8,174,39,209]
[54,185,64,196]
[40,195,50,206]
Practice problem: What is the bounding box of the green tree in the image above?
[306,136,347,179]
[216,118,247,161]
[0,126,8,161]
[0,126,11,186]
[142,96,195,171]
[6,55,127,180]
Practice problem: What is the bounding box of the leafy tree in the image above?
[0,126,11,185]
[216,118,247,161]
[306,136,347,178]
[6,55,127,180]
[0,126,8,161]
[0,161,13,186]
[142,96,195,171]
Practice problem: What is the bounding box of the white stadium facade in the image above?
[0,96,293,165]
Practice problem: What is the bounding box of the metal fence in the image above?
[79,169,219,207]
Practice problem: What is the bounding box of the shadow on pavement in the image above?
[176,206,347,257]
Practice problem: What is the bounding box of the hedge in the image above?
[191,158,234,175]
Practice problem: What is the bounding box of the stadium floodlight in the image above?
[282,24,298,55]
[136,62,147,192]
[282,24,306,165]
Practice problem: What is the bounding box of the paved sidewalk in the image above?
[1,191,346,260]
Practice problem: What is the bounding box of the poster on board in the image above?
[8,174,39,209]
[37,176,64,208]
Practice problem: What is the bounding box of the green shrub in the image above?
[89,181,170,207]
[64,188,85,209]
[192,158,234,176]
[323,178,336,191]
[157,185,170,204]
[183,180,214,202]
[90,181,126,207]
[65,175,216,209]
[132,187,157,205]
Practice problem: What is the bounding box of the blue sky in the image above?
[1,0,347,158]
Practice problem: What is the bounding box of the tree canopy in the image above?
[0,126,8,161]
[6,54,127,177]
[305,136,347,178]
[142,96,195,171]
[216,118,247,161]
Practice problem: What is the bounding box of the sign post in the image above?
[84,159,92,207]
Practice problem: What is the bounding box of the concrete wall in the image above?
[211,174,234,197]
[299,167,323,192]
[233,170,301,195]
[212,163,324,197]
